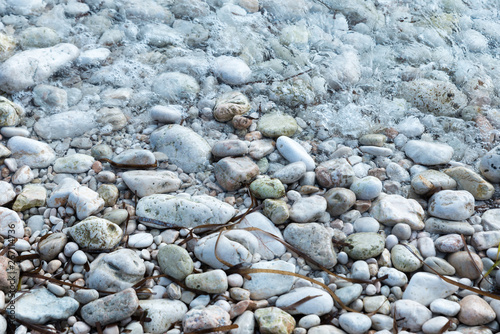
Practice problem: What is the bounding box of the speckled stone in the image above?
[258,112,298,138]
[81,288,139,326]
[38,233,68,261]
[444,166,494,200]
[68,217,122,250]
[324,188,356,216]
[249,177,285,199]
[182,305,230,334]
[343,232,385,260]
[255,307,295,334]
[391,244,423,273]
[157,244,194,280]
[263,199,289,225]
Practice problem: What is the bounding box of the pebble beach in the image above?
[1,0,500,333]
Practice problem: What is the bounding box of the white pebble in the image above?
[71,250,87,265]
[64,242,79,257]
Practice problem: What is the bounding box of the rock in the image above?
[276,136,315,171]
[421,316,450,334]
[447,251,483,279]
[423,257,456,276]
[12,184,46,211]
[273,162,307,184]
[350,176,382,200]
[113,149,157,166]
[428,190,475,220]
[38,232,67,261]
[444,167,494,200]
[152,72,199,101]
[81,288,139,327]
[263,199,289,225]
[194,233,253,269]
[33,84,68,109]
[136,193,236,229]
[7,136,56,168]
[185,270,228,294]
[307,325,348,334]
[284,223,337,268]
[458,295,496,326]
[150,124,211,173]
[91,144,113,160]
[424,217,475,235]
[122,170,181,198]
[77,47,111,66]
[249,139,275,160]
[472,231,500,250]
[68,217,122,250]
[338,313,372,334]
[127,233,153,248]
[289,195,327,223]
[34,111,96,140]
[258,112,298,138]
[430,298,461,316]
[243,260,296,299]
[86,249,145,292]
[324,188,356,216]
[213,56,252,85]
[150,105,183,124]
[392,299,432,332]
[47,178,80,207]
[411,169,458,195]
[97,184,119,207]
[479,145,500,183]
[0,181,15,206]
[0,97,23,126]
[15,288,79,324]
[276,287,334,316]
[12,165,34,185]
[67,186,105,220]
[0,256,19,294]
[363,295,390,314]
[140,299,187,334]
[97,107,127,131]
[0,315,5,334]
[157,244,193,280]
[391,244,423,273]
[215,157,260,191]
[316,159,355,188]
[404,140,454,165]
[212,140,249,158]
[140,23,182,47]
[53,154,95,173]
[370,194,424,230]
[254,307,295,334]
[0,43,79,93]
[0,143,11,158]
[435,234,464,252]
[402,272,459,306]
[359,134,387,147]
[482,209,500,232]
[231,310,255,334]
[336,284,363,306]
[378,267,408,287]
[343,232,385,260]
[250,178,285,199]
[359,146,393,157]
[213,91,251,122]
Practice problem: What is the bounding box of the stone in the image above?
[136,193,236,229]
[213,91,251,122]
[424,217,475,235]
[276,287,334,316]
[338,313,372,334]
[250,178,286,199]
[0,43,80,93]
[404,140,454,165]
[324,188,356,216]
[430,298,461,316]
[152,72,199,101]
[479,145,500,183]
[343,232,385,260]
[447,251,483,279]
[458,295,496,326]
[316,159,355,188]
[68,217,122,250]
[213,56,252,85]
[243,260,296,299]
[402,272,459,306]
[350,176,382,200]
[33,84,68,109]
[0,97,23,126]
[0,181,15,206]
[67,186,105,220]
[19,26,61,49]
[284,223,337,268]
[185,270,228,294]
[157,244,194,280]
[363,295,390,314]
[391,244,423,273]
[212,140,249,158]
[91,144,113,160]
[77,47,111,66]
[38,233,67,261]
[0,256,19,294]
[392,299,432,332]
[263,199,290,225]
[471,231,500,250]
[194,232,253,269]
[11,165,34,185]
[122,170,181,198]
[150,124,211,173]
[254,307,295,334]
[359,134,387,147]
[81,288,139,326]
[335,284,363,306]
[359,146,392,157]
[7,136,56,168]
[421,316,450,334]
[97,184,119,207]
[86,249,145,292]
[444,166,494,200]
[276,136,315,171]
[370,194,425,230]
[34,111,96,140]
[53,154,95,173]
[258,112,298,138]
[97,107,127,131]
[0,144,11,158]
[307,325,348,334]
[47,178,80,207]
[140,299,188,334]
[0,315,5,334]
[435,234,464,252]
[410,170,454,195]
[423,257,456,276]
[378,267,408,287]
[249,139,275,160]
[140,23,182,47]
[113,149,157,166]
[12,184,46,211]
[215,157,260,191]
[127,233,153,248]
[289,195,327,223]
[150,105,183,124]
[428,190,475,220]
[298,314,321,329]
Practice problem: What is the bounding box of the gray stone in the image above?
[74,289,99,305]
[324,188,356,216]
[243,260,296,299]
[343,232,385,260]
[53,154,95,173]
[276,136,315,171]
[350,176,382,200]
[391,244,423,273]
[97,107,127,131]
[289,195,327,223]
[81,288,139,326]
[316,159,355,188]
[393,299,432,332]
[185,270,228,294]
[68,217,122,251]
[0,208,23,239]
[7,136,56,168]
[423,257,456,276]
[213,56,252,85]
[335,284,363,306]
[33,84,68,109]
[274,161,307,184]
[38,232,67,261]
[113,149,156,166]
[183,305,230,334]
[215,157,260,191]
[258,112,298,138]
[339,313,372,334]
[402,272,459,306]
[157,244,193,280]
[404,140,454,165]
[424,217,475,235]
[150,105,183,124]
[19,27,61,49]
[428,190,475,220]
[122,170,181,198]
[34,111,96,140]
[212,140,248,158]
[140,23,182,47]
[430,298,461,316]
[194,232,253,269]
[276,287,334,316]
[140,299,188,334]
[482,209,500,231]
[370,194,425,230]
[378,267,408,287]
[152,72,199,101]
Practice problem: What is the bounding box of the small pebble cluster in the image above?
[1,0,500,334]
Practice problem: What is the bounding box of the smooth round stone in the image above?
[423,257,456,276]
[128,233,154,248]
[350,176,382,200]
[458,295,496,326]
[91,144,113,160]
[211,140,248,158]
[102,209,129,225]
[324,188,356,216]
[417,237,436,258]
[351,260,370,280]
[404,140,454,165]
[385,234,398,250]
[151,72,199,101]
[263,199,290,225]
[157,244,194,281]
[289,195,327,223]
[343,232,385,260]
[113,149,156,166]
[422,316,450,334]
[150,105,182,124]
[213,91,251,122]
[479,145,500,182]
[185,270,228,294]
[430,298,461,316]
[371,194,425,230]
[14,239,30,252]
[482,209,500,231]
[71,250,87,265]
[74,289,99,305]
[411,169,457,195]
[444,166,494,200]
[298,314,321,329]
[428,190,475,220]
[276,136,315,171]
[393,299,432,332]
[339,313,372,334]
[391,244,423,273]
[213,56,251,85]
[274,161,307,184]
[254,307,295,334]
[335,284,363,306]
[378,267,408,287]
[68,217,122,250]
[447,251,483,280]
[276,287,333,316]
[38,232,68,261]
[391,223,412,240]
[434,234,464,253]
[316,158,355,188]
[1,127,30,137]
[249,178,285,199]
[353,217,379,233]
[359,134,386,147]
[258,112,298,138]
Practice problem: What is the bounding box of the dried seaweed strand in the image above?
[279,295,322,311]
[98,158,157,169]
[437,318,452,334]
[461,234,492,287]
[15,319,59,334]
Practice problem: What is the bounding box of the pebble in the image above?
[157,244,193,280]
[53,154,95,173]
[0,209,26,239]
[71,250,88,265]
[212,140,248,158]
[391,243,423,272]
[7,136,56,168]
[444,166,494,200]
[353,217,380,232]
[335,284,363,306]
[67,186,105,220]
[377,267,408,287]
[13,184,46,211]
[392,299,432,332]
[183,305,230,333]
[98,184,119,207]
[194,232,253,269]
[316,159,355,188]
[458,295,496,326]
[0,97,23,126]
[185,270,228,294]
[213,56,252,85]
[258,112,298,138]
[254,307,295,334]
[213,91,251,122]
[122,170,181,198]
[128,233,154,248]
[435,234,464,252]
[151,72,199,102]
[343,232,385,260]
[113,149,157,166]
[140,299,188,334]
[35,111,96,140]
[324,188,356,216]
[421,316,451,334]
[359,134,387,147]
[338,313,372,334]
[402,272,459,306]
[370,194,424,230]
[231,310,255,334]
[248,139,275,159]
[11,165,34,185]
[481,209,500,231]
[424,217,475,235]
[479,145,500,182]
[150,105,183,124]
[243,260,296,299]
[289,195,327,223]
[68,217,122,250]
[350,176,382,200]
[428,190,475,220]
[74,289,99,305]
[404,140,454,165]
[263,199,290,225]
[275,287,333,316]
[250,177,286,199]
[274,161,307,184]
[351,260,370,280]
[363,295,390,314]
[298,314,321,329]
[276,136,315,171]
[430,298,461,316]
[81,288,139,326]
[447,251,483,279]
[472,231,500,250]
[38,232,68,261]
[359,146,393,156]
[215,157,260,191]
[73,321,91,334]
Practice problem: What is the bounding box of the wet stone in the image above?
[258,112,298,138]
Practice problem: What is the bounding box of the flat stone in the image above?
[243,260,296,299]
[185,270,228,294]
[402,272,459,306]
[392,299,432,332]
[411,169,457,195]
[343,232,385,260]
[136,193,236,229]
[194,232,253,269]
[128,233,153,248]
[150,105,182,124]
[404,140,454,165]
[255,307,295,334]
[150,124,211,173]
[339,312,372,334]
[316,159,355,188]
[212,140,248,157]
[152,72,199,102]
[67,186,105,220]
[258,112,298,138]
[12,184,46,211]
[215,157,260,191]
[274,161,307,184]
[113,149,156,166]
[447,251,483,279]
[459,295,496,326]
[444,166,494,200]
[213,56,252,85]
[359,146,393,156]
[391,243,423,273]
[86,249,145,293]
[289,195,326,223]
[324,188,356,216]
[428,190,475,220]
[81,288,139,327]
[250,177,285,199]
[430,298,461,316]
[276,136,315,171]
[423,257,456,276]
[68,217,122,251]
[122,170,181,198]
[157,244,193,280]
[276,287,334,316]
[34,111,96,140]
[7,136,56,168]
[213,91,251,122]
[424,217,475,235]
[53,154,95,174]
[140,299,188,334]
[38,232,67,261]
[370,194,425,230]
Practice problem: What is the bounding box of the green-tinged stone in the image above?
[0,143,11,158]
[391,244,423,273]
[250,178,285,199]
[257,158,269,173]
[0,96,23,127]
[102,209,129,225]
[13,184,46,211]
[263,199,289,225]
[91,144,113,160]
[258,112,298,138]
[255,307,295,334]
[444,166,494,201]
[98,184,119,206]
[359,134,387,147]
[157,244,193,281]
[68,216,123,250]
[343,232,385,260]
